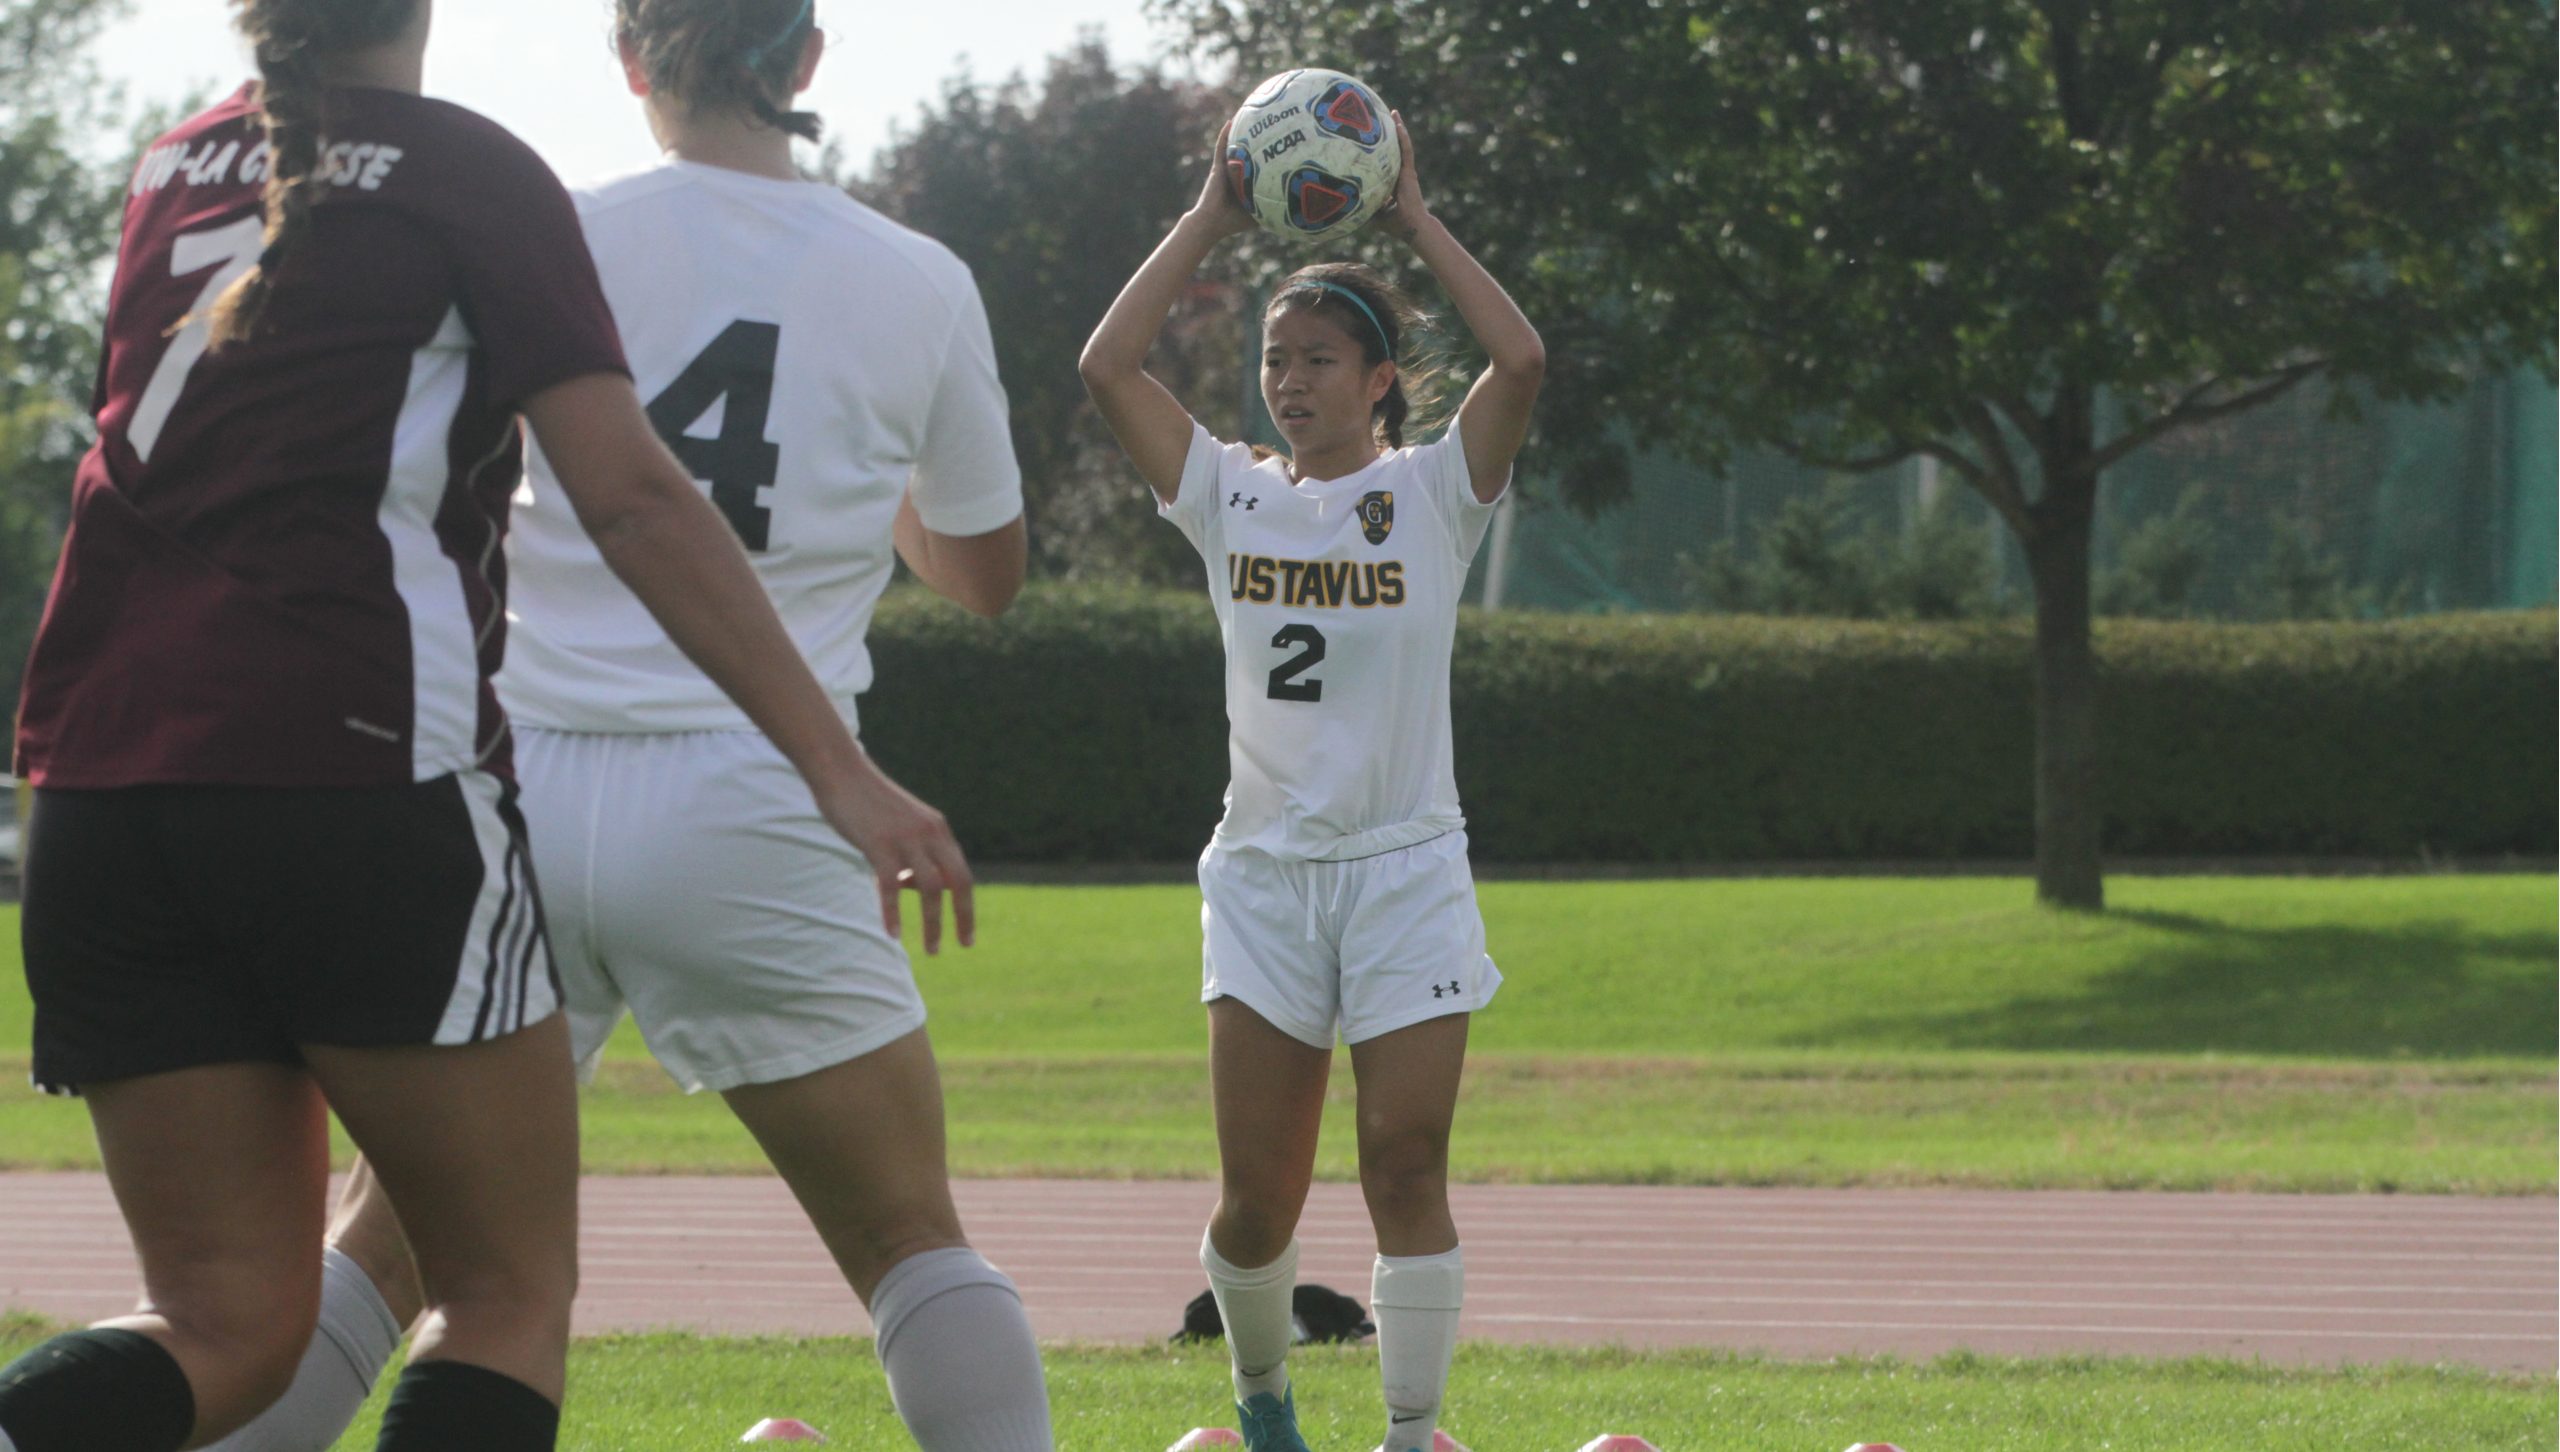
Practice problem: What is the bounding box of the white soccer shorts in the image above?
[1198,829,1502,1048]
[517,726,926,1093]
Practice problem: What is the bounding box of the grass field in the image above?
[0,1315,2547,1452]
[2,875,2552,1191]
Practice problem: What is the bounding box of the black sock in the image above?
[0,1328,196,1452]
[376,1359,559,1452]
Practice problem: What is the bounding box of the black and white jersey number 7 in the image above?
[1267,623,1325,702]
[644,320,781,551]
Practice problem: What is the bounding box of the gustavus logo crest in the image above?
[1357,490,1394,545]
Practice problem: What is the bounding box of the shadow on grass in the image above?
[1828,910,2558,1058]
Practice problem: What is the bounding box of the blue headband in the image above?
[744,0,814,67]
[1284,280,1395,360]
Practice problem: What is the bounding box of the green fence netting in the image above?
[1466,370,2558,618]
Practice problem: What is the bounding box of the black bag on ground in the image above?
[1174,1284,1375,1344]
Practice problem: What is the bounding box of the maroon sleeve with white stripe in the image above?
[15,86,627,789]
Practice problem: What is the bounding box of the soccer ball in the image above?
[1225,68,1400,241]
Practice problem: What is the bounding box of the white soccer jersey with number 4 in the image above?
[1163,422,1505,862]
[502,160,1024,734]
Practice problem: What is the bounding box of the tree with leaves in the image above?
[1156,0,2556,906]
[853,37,1246,584]
[0,0,132,716]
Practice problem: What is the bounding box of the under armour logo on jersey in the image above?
[1429,979,1462,999]
[1229,492,1259,510]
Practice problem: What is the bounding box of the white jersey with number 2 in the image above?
[503,160,1024,734]
[1161,422,1505,862]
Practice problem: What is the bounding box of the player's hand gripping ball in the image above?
[1225,68,1400,241]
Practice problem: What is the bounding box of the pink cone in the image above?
[1430,1432,1473,1452]
[740,1419,828,1443]
[1578,1439,1660,1452]
[1168,1430,1244,1451]
[1844,1444,1908,1452]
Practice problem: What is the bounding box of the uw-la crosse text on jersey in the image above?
[500,161,1024,734]
[14,84,627,788]
[1161,424,1505,862]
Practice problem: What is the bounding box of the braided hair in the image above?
[208,0,420,348]
[614,0,824,143]
[1263,262,1447,449]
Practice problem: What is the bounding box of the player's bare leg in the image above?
[1349,1012,1470,1452]
[1347,1013,1466,1255]
[303,1016,580,1449]
[1203,998,1331,1451]
[1206,998,1333,1265]
[0,1062,333,1448]
[722,1027,966,1298]
[724,1026,1051,1451]
[195,1158,421,1452]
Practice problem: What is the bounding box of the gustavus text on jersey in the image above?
[1228,553,1407,608]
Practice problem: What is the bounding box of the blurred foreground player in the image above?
[205,3,1049,1451]
[0,2,972,1449]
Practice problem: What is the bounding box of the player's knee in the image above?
[1210,1196,1301,1266]
[156,1283,317,1430]
[1357,1128,1450,1220]
[427,1251,576,1342]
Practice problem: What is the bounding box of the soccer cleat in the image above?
[1236,1389,1314,1452]
[1376,1431,1470,1452]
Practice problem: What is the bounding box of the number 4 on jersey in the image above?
[644,319,781,550]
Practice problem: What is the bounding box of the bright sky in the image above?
[95,0,1186,187]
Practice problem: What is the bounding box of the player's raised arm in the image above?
[1378,111,1545,502]
[521,372,974,954]
[1078,120,1256,504]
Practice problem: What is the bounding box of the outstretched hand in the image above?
[1377,110,1431,241]
[812,765,976,956]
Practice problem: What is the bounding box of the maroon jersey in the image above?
[15,84,627,788]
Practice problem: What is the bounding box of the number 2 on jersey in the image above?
[1267,623,1325,702]
[644,320,782,550]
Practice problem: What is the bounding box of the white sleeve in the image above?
[1421,431,1506,562]
[1157,420,1244,553]
[908,280,1025,538]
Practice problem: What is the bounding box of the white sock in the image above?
[870,1246,1053,1452]
[0,1421,17,1451]
[1200,1229,1297,1404]
[201,1246,403,1452]
[1372,1247,1463,1452]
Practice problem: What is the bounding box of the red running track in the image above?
[1,1175,2550,1371]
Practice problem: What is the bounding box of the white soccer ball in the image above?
[1225,68,1401,242]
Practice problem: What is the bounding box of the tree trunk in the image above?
[2023,463,2104,910]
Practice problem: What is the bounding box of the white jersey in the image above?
[1161,422,1505,861]
[502,160,1023,734]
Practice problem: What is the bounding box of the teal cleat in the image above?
[1237,1388,1313,1452]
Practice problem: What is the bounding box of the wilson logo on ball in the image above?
[1285,166,1360,231]
[1312,80,1384,147]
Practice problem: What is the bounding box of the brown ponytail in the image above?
[1263,262,1449,450]
[208,0,419,350]
[614,0,824,143]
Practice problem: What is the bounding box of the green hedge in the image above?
[859,586,2557,863]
